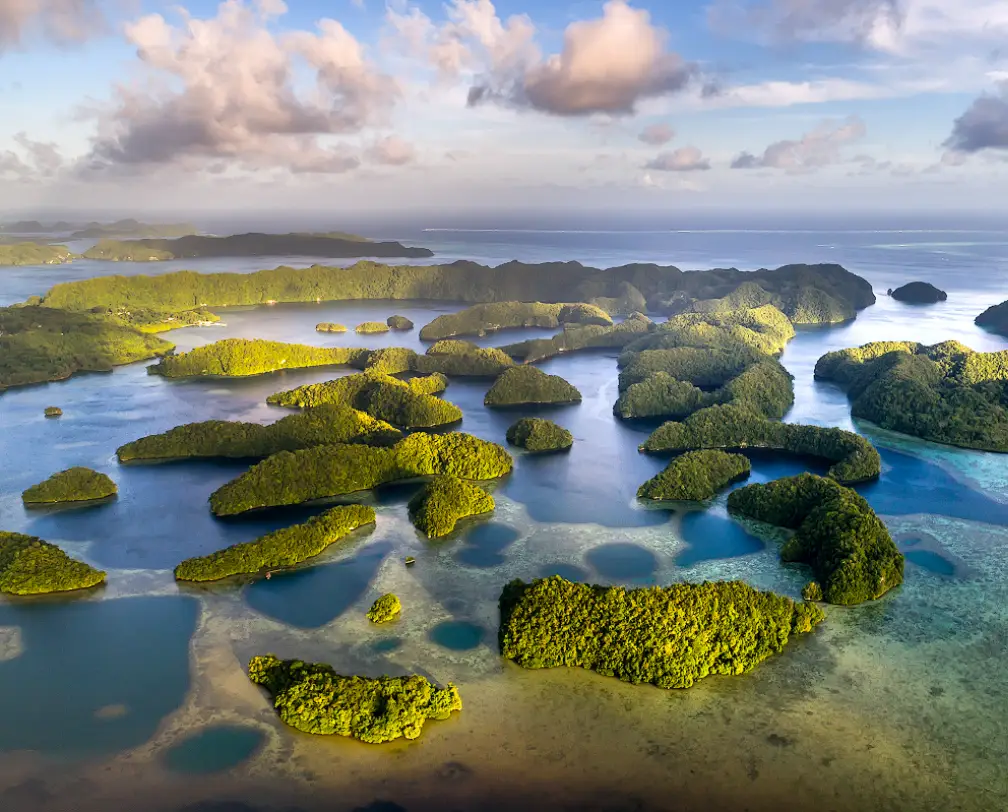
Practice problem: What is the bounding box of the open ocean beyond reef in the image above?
[1,223,1007,812]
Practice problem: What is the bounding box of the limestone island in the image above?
[0,531,106,595]
[44,406,62,418]
[814,340,1008,451]
[98,305,220,333]
[248,654,461,742]
[209,432,512,516]
[71,219,198,239]
[0,242,76,266]
[502,312,653,363]
[498,576,824,689]
[22,467,117,505]
[367,594,402,623]
[976,299,1008,337]
[316,322,347,333]
[484,366,582,407]
[413,340,514,377]
[81,232,433,261]
[386,315,414,330]
[408,476,496,537]
[727,473,904,605]
[888,281,947,304]
[148,338,365,378]
[505,417,573,453]
[640,404,881,484]
[117,404,401,463]
[174,504,375,582]
[637,450,751,501]
[355,321,390,334]
[419,301,612,341]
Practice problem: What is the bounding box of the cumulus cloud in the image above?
[0,0,105,51]
[644,146,710,171]
[389,0,702,116]
[81,0,398,175]
[943,82,1008,153]
[638,122,675,145]
[367,135,416,165]
[731,115,866,170]
[0,131,65,181]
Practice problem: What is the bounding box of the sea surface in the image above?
[1,225,1007,811]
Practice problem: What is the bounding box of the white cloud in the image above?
[731,115,866,170]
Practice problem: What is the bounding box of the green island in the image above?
[419,301,612,341]
[502,313,653,363]
[637,450,751,501]
[22,467,118,505]
[355,321,390,334]
[0,531,107,595]
[484,366,582,407]
[413,340,514,377]
[386,315,414,330]
[888,281,947,304]
[210,431,512,516]
[498,576,824,688]
[505,417,573,452]
[98,305,221,334]
[814,340,1008,451]
[316,322,347,333]
[248,654,462,742]
[727,473,904,605]
[368,593,401,623]
[639,404,881,484]
[408,476,496,537]
[976,299,1008,337]
[0,305,173,391]
[0,242,76,266]
[71,219,198,239]
[678,279,858,324]
[117,404,401,462]
[149,338,365,378]
[81,232,433,261]
[269,371,460,429]
[0,219,76,233]
[174,504,376,582]
[44,406,62,417]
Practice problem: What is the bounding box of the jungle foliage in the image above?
[419,301,612,341]
[636,450,751,501]
[0,531,106,594]
[367,593,401,623]
[484,366,582,407]
[408,476,496,537]
[22,467,118,504]
[502,313,654,363]
[505,417,573,453]
[149,338,364,378]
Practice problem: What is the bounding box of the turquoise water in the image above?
[0,228,1007,811]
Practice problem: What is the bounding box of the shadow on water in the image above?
[0,595,198,758]
[244,541,393,628]
[677,510,766,568]
[162,724,266,775]
[428,620,486,651]
[454,523,520,568]
[585,542,658,582]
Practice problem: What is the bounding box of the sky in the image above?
[0,0,1007,219]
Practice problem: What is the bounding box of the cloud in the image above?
[0,0,105,51]
[0,131,65,181]
[731,115,866,170]
[81,0,398,174]
[644,146,710,171]
[368,135,416,165]
[943,82,1008,153]
[638,122,675,145]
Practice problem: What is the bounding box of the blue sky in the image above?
[0,0,1006,216]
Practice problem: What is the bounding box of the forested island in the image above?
[0,531,106,594]
[0,218,196,237]
[637,450,751,501]
[975,299,1008,337]
[419,301,611,340]
[484,366,582,407]
[408,476,496,537]
[22,467,117,505]
[506,417,573,452]
[815,340,1008,451]
[0,242,75,266]
[888,281,947,304]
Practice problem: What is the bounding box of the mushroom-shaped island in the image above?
[408,476,496,537]
[386,315,414,330]
[484,366,582,407]
[505,417,573,453]
[888,281,947,304]
[44,406,62,418]
[22,467,117,505]
[355,321,391,334]
[367,593,402,623]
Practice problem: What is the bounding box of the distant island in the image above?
[82,232,433,261]
[0,218,197,238]
[976,299,1008,337]
[0,242,75,266]
[888,281,947,304]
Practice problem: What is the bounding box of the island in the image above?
[637,450,751,501]
[72,219,198,239]
[117,404,401,462]
[316,322,347,333]
[174,504,376,582]
[148,338,364,378]
[44,406,62,418]
[355,321,390,334]
[502,313,653,363]
[386,315,414,330]
[484,366,582,407]
[209,432,512,516]
[408,476,496,537]
[22,467,118,505]
[814,340,1008,451]
[0,531,106,595]
[99,305,220,333]
[419,301,612,341]
[505,417,573,453]
[0,242,75,266]
[727,473,904,604]
[413,340,514,377]
[498,576,824,688]
[976,299,1008,337]
[888,281,947,304]
[639,404,881,484]
[0,219,75,233]
[81,232,433,261]
[248,654,461,742]
[368,594,401,623]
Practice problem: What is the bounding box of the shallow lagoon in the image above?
[1,230,1007,811]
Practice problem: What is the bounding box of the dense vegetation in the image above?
[355,321,390,334]
[117,404,401,462]
[505,417,573,452]
[22,467,118,504]
[71,219,197,239]
[484,366,582,407]
[815,340,1008,451]
[368,593,401,623]
[0,305,173,391]
[149,338,365,378]
[502,314,654,363]
[174,504,375,581]
[44,406,62,417]
[499,576,824,688]
[419,301,612,341]
[639,404,881,484]
[0,242,75,266]
[413,340,514,377]
[408,476,496,537]
[99,305,220,333]
[210,432,512,515]
[888,281,947,304]
[0,531,107,595]
[386,315,414,330]
[637,450,751,501]
[680,280,857,325]
[976,299,1008,337]
[81,232,432,261]
[248,654,462,742]
[727,473,904,604]
[316,322,347,333]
